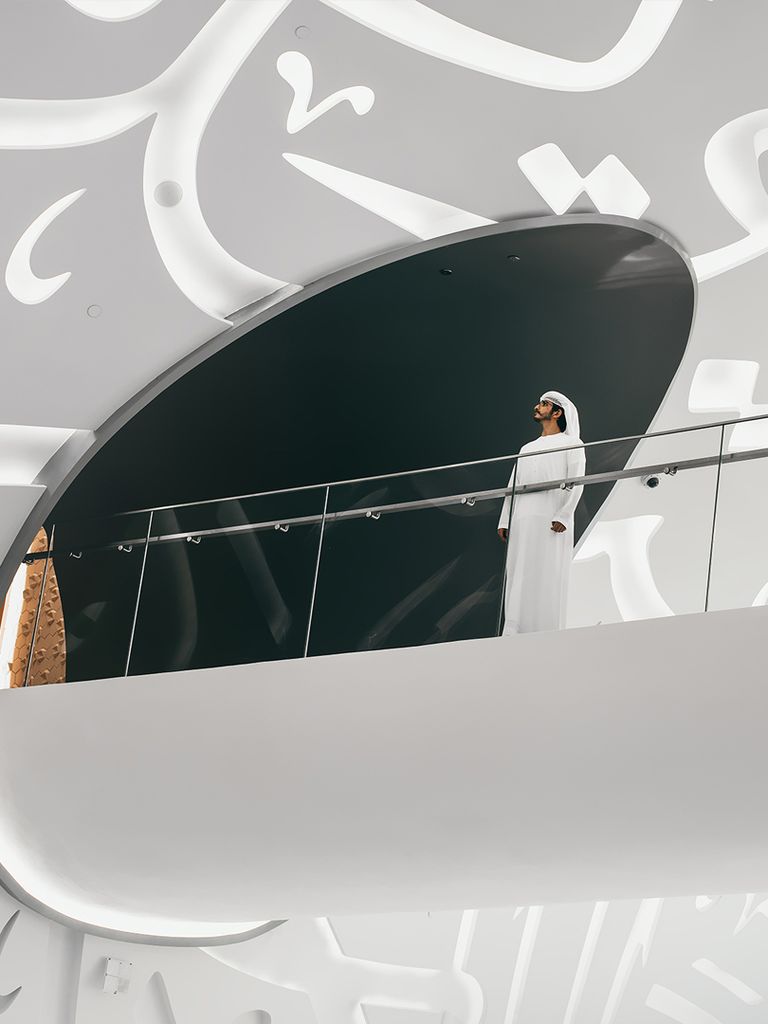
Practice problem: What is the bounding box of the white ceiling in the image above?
[0,0,766,433]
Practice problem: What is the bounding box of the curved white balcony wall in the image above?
[0,426,78,486]
[0,606,767,941]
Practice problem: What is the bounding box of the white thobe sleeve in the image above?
[554,442,586,531]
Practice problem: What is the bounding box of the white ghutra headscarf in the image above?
[540,391,580,439]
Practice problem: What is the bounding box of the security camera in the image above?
[641,474,661,488]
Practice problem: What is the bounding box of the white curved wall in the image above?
[0,606,767,940]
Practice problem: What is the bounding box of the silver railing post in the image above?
[124,510,154,676]
[304,485,330,657]
[704,424,725,613]
[496,458,517,637]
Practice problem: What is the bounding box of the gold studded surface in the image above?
[10,528,67,687]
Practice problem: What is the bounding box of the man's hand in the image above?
[551,521,566,533]
[498,528,508,542]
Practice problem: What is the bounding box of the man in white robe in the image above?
[497,391,585,634]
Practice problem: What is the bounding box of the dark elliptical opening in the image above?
[45,220,693,678]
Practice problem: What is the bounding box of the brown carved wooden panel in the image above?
[10,529,66,687]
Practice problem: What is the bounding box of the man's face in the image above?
[533,399,555,421]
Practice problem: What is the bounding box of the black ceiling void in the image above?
[53,220,693,519]
[46,220,694,680]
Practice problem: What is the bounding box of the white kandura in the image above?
[498,392,585,635]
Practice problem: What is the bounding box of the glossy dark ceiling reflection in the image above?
[51,220,694,523]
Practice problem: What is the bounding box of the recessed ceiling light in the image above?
[507,254,521,261]
[295,24,310,38]
[154,180,184,207]
[439,268,453,276]
[87,304,102,318]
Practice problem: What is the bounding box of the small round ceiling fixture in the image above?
[295,24,310,38]
[86,304,102,318]
[439,268,453,276]
[507,254,521,262]
[154,181,184,208]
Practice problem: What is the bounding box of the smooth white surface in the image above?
[0,887,81,1024]
[0,428,80,582]
[63,0,163,19]
[5,189,86,305]
[518,145,650,218]
[206,917,483,1024]
[283,153,495,239]
[0,425,78,486]
[691,108,768,281]
[71,892,768,1024]
[319,0,682,91]
[0,486,45,566]
[1,607,768,936]
[0,0,298,334]
[6,880,768,1024]
[0,562,25,689]
[141,0,297,322]
[574,515,674,621]
[688,359,768,452]
[276,50,374,135]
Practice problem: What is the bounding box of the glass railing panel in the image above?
[307,460,516,655]
[29,512,152,683]
[706,420,768,612]
[324,459,516,520]
[144,487,323,537]
[568,425,724,628]
[19,416,765,687]
[576,435,637,536]
[126,488,327,675]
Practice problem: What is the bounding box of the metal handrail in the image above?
[53,411,768,525]
[28,443,768,560]
[20,417,768,685]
